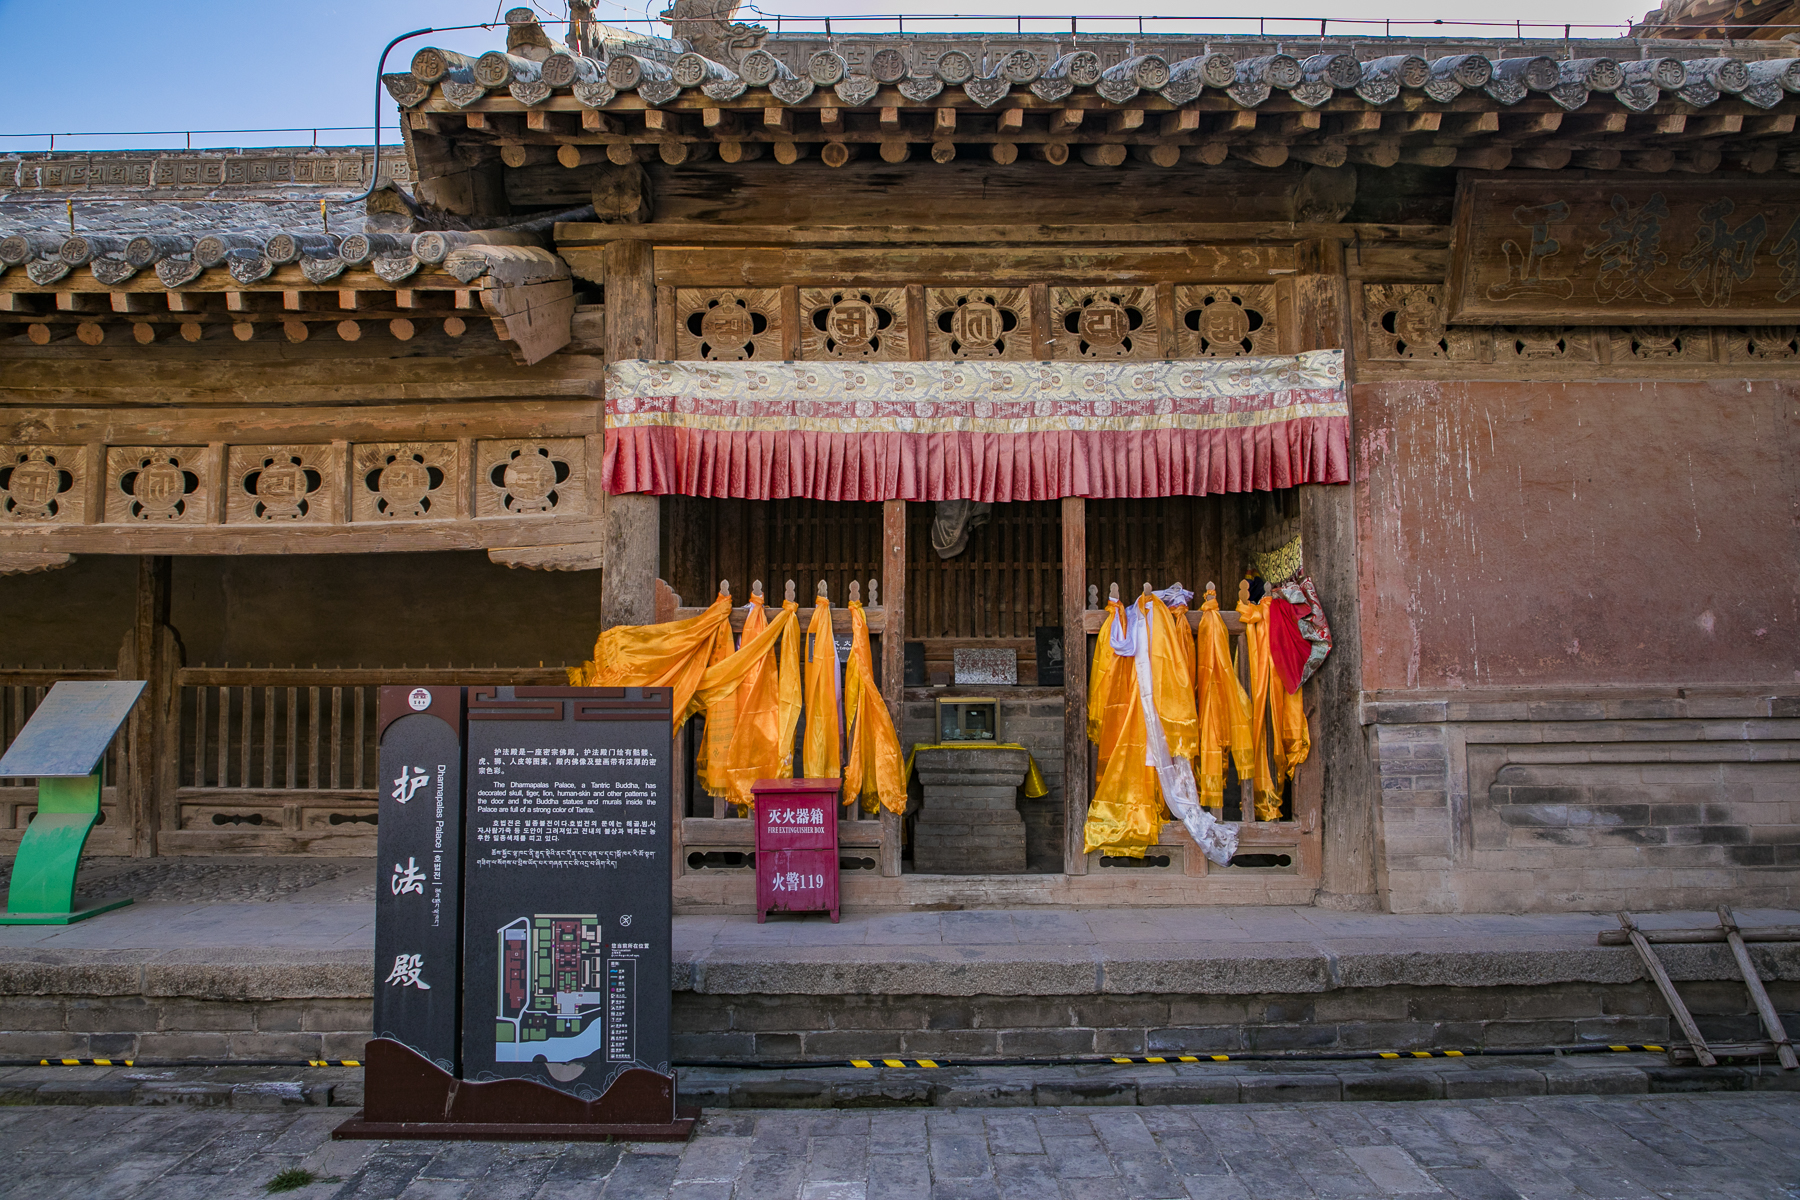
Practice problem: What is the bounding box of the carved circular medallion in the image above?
[870,47,906,83]
[1000,49,1041,83]
[6,451,61,517]
[502,452,558,511]
[700,300,755,356]
[1066,51,1102,86]
[251,457,310,519]
[1198,300,1251,350]
[378,457,432,516]
[935,50,975,84]
[1077,300,1131,354]
[950,300,1004,356]
[1393,293,1444,355]
[825,298,879,355]
[132,458,188,519]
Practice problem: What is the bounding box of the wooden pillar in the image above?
[1061,496,1089,875]
[879,499,906,877]
[1297,239,1383,910]
[119,555,178,857]
[600,239,659,628]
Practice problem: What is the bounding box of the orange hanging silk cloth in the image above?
[570,590,734,731]
[842,601,906,814]
[1086,599,1136,778]
[1083,594,1201,858]
[683,599,803,811]
[1195,590,1253,814]
[801,596,842,782]
[1236,593,1281,820]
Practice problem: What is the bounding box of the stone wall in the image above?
[672,979,1800,1063]
[1369,688,1800,913]
[901,689,1066,872]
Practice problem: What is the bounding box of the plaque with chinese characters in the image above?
[461,687,673,1107]
[373,687,465,1074]
[1447,178,1800,325]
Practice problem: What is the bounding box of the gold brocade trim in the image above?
[1254,536,1304,584]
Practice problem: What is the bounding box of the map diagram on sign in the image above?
[494,914,618,1063]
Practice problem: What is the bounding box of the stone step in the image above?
[1,1055,1794,1111]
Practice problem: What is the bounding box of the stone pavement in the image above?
[1,1092,1796,1199]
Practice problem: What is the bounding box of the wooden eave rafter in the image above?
[391,37,1800,174]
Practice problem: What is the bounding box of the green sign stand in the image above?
[0,680,145,925]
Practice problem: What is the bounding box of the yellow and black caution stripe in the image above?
[307,1059,363,1068]
[843,1045,1668,1070]
[851,1059,942,1069]
[37,1058,134,1067]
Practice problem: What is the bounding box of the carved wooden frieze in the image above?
[1725,327,1800,361]
[675,289,784,361]
[0,446,85,524]
[1448,177,1800,326]
[476,439,586,518]
[798,287,908,360]
[227,445,336,524]
[1174,284,1278,358]
[105,447,210,524]
[1363,284,1479,361]
[353,443,457,522]
[1050,286,1160,359]
[926,287,1032,360]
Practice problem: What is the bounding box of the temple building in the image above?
[1,6,1795,916]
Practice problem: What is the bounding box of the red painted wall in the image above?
[1354,379,1799,690]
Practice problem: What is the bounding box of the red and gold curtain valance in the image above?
[603,352,1349,502]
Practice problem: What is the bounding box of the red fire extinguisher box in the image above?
[752,778,841,923]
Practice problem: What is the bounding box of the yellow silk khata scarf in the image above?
[1083,593,1200,857]
[1195,589,1253,814]
[842,600,906,814]
[570,590,734,731]
[801,596,842,782]
[682,598,803,811]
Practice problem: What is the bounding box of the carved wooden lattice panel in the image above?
[105,446,211,524]
[1723,327,1799,361]
[1493,327,1599,363]
[1174,284,1278,358]
[797,287,909,360]
[227,445,337,524]
[675,288,784,361]
[925,287,1032,360]
[1049,286,1160,360]
[0,446,85,524]
[353,442,457,522]
[475,439,586,517]
[1608,327,1716,363]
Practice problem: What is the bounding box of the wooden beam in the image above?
[818,107,843,134]
[880,498,906,879]
[935,108,956,136]
[1161,109,1200,137]
[525,109,551,133]
[1107,109,1145,135]
[601,238,658,629]
[1062,496,1088,877]
[996,109,1024,134]
[1049,109,1084,134]
[878,106,901,131]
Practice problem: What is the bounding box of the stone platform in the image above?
[1,858,1796,1072]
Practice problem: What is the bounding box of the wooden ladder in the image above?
[1616,908,1798,1070]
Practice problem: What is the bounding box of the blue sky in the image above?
[0,0,1652,152]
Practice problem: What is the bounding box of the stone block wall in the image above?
[1368,688,1800,913]
[902,689,1066,872]
[671,979,1800,1063]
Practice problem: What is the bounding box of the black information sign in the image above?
[461,686,673,1103]
[373,686,466,1073]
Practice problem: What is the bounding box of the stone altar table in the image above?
[911,746,1030,874]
